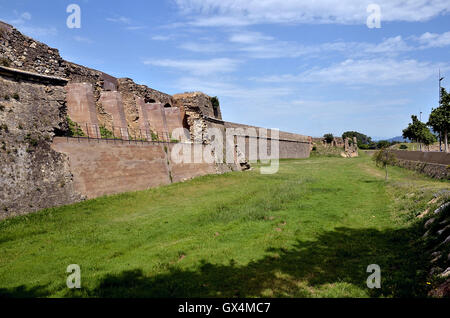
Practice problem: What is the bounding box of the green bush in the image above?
[99,125,114,139]
[67,117,86,137]
[150,130,159,141]
[323,133,334,143]
[399,144,408,150]
[359,144,369,150]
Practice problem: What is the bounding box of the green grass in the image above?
[0,154,448,298]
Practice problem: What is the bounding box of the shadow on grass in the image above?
[0,284,50,298]
[64,226,428,298]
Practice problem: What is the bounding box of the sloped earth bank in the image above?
[0,154,448,297]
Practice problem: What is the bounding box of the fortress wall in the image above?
[390,150,450,180]
[391,150,450,165]
[98,91,129,139]
[224,121,311,160]
[136,97,150,131]
[66,83,99,135]
[168,143,220,183]
[146,103,168,139]
[164,107,183,137]
[0,68,82,219]
[50,138,227,200]
[173,92,221,120]
[51,137,172,199]
[0,21,173,133]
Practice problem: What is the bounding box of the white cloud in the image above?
[151,35,172,41]
[178,34,411,59]
[175,76,294,98]
[126,26,147,30]
[175,0,450,26]
[74,36,93,44]
[21,12,31,21]
[229,31,274,44]
[143,58,240,75]
[106,17,132,24]
[106,16,145,30]
[178,41,226,53]
[414,31,450,48]
[363,36,411,54]
[255,59,447,85]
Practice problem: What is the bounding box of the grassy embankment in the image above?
[0,153,448,298]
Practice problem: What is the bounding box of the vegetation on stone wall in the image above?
[67,117,86,137]
[0,123,8,133]
[210,96,220,117]
[310,142,342,157]
[99,125,114,139]
[150,130,159,142]
[0,57,10,67]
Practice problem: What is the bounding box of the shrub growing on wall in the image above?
[67,117,85,137]
[99,125,114,139]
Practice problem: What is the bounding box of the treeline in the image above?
[323,131,399,150]
[402,87,449,152]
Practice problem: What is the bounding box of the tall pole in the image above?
[439,69,446,152]
[439,69,442,106]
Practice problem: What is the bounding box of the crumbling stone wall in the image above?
[117,78,173,134]
[0,21,174,134]
[224,121,311,160]
[173,92,221,120]
[173,92,222,143]
[0,67,82,219]
[0,21,65,77]
[311,136,359,158]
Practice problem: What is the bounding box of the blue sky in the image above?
[1,0,450,139]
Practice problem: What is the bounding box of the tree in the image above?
[323,133,334,144]
[420,126,437,150]
[376,140,391,149]
[427,88,450,152]
[373,148,397,181]
[403,115,434,151]
[342,131,372,147]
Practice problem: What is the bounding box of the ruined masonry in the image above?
[0,21,312,219]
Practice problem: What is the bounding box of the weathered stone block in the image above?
[66,82,100,136]
[99,91,129,139]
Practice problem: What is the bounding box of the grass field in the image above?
[0,153,448,298]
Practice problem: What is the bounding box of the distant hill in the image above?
[387,136,410,143]
[372,136,410,142]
